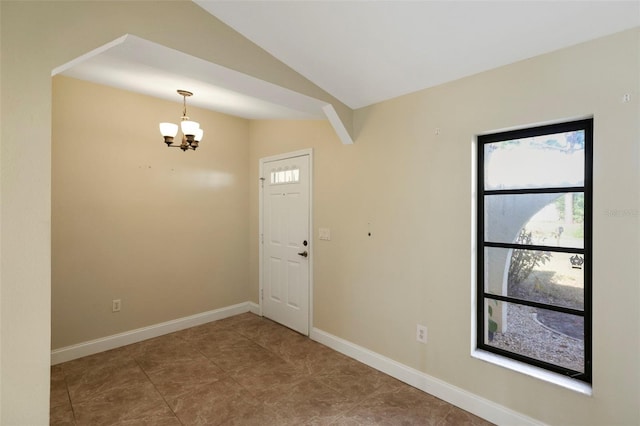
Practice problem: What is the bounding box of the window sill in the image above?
[472,349,593,396]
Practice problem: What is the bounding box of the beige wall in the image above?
[1,0,639,424]
[51,76,250,348]
[0,1,345,423]
[249,30,640,425]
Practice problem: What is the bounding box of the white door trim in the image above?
[258,148,313,334]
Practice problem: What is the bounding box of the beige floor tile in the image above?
[65,358,149,404]
[438,406,495,426]
[316,361,404,401]
[108,415,182,426]
[218,402,284,426]
[265,378,357,425]
[141,355,227,400]
[50,401,75,426]
[200,339,286,373]
[229,361,309,402]
[167,377,262,426]
[61,346,133,377]
[72,381,173,426]
[336,383,454,426]
[190,328,255,353]
[50,366,71,409]
[52,313,494,426]
[128,333,201,362]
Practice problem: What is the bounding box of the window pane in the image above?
[485,193,584,248]
[485,300,584,373]
[270,167,300,185]
[484,247,584,310]
[484,130,585,190]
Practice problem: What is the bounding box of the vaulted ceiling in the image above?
[197,1,640,109]
[60,1,639,119]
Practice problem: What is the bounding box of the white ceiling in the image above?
[197,0,640,109]
[57,35,326,120]
[59,1,639,119]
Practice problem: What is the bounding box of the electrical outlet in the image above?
[112,299,121,313]
[416,324,427,343]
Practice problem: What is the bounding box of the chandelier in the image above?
[159,90,204,151]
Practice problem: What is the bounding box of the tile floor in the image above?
[50,313,493,425]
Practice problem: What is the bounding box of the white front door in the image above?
[261,152,310,335]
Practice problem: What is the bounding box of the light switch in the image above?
[318,228,331,241]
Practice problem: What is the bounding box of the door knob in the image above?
[297,251,308,258]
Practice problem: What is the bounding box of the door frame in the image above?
[258,148,313,335]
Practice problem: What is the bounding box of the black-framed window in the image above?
[477,118,592,383]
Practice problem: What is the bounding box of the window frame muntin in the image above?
[476,118,593,383]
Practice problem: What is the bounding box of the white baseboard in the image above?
[310,328,544,426]
[248,301,260,315]
[51,302,256,365]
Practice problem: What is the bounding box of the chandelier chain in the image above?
[183,95,188,120]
